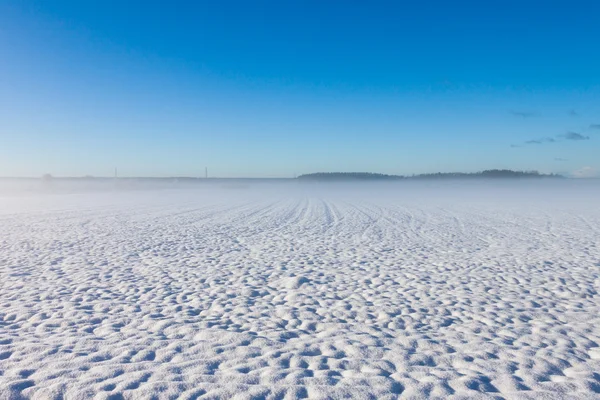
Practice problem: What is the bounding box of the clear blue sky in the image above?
[1,1,599,178]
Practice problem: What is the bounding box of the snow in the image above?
[0,180,599,399]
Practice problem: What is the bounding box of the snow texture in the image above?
[0,181,599,399]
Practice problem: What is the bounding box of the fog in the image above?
[1,176,599,206]
[1,177,599,225]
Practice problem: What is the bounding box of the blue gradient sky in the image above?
[1,1,599,178]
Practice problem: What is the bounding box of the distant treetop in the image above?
[296,172,401,181]
[297,170,563,181]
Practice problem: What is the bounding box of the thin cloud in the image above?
[561,132,590,141]
[590,124,600,130]
[554,158,568,162]
[510,110,538,118]
[569,109,579,117]
[525,137,556,145]
[509,144,520,148]
[519,131,591,147]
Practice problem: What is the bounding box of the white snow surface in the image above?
[1,180,600,399]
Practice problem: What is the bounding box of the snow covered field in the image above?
[1,181,599,399]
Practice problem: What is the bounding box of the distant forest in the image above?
[297,170,564,181]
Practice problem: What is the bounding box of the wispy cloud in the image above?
[569,109,579,117]
[509,144,521,148]
[590,124,600,130]
[525,137,556,145]
[518,131,591,147]
[510,110,538,118]
[561,132,590,141]
[554,157,568,162]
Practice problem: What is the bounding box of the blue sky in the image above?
[1,1,599,178]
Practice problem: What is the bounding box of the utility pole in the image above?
[114,167,118,179]
[205,167,208,179]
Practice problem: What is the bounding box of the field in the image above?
[1,181,599,399]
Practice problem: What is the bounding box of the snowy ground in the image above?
[1,181,599,399]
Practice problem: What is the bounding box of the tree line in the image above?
[297,170,563,181]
